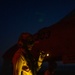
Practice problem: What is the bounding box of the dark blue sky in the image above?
[0,0,75,61]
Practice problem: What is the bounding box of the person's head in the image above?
[18,32,34,50]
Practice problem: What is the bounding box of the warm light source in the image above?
[46,53,49,56]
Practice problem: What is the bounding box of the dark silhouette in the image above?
[32,9,75,75]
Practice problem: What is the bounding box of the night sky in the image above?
[0,0,75,68]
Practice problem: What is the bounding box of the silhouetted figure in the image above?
[1,33,36,75]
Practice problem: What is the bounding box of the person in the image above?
[32,46,57,75]
[12,32,36,75]
[12,32,51,75]
[1,32,56,75]
[1,32,36,75]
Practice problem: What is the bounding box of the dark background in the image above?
[0,0,75,74]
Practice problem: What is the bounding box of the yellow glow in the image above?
[15,55,33,75]
[22,70,32,75]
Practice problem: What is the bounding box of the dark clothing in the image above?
[1,44,37,75]
[3,44,19,61]
[1,44,18,75]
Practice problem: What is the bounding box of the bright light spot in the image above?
[47,53,49,56]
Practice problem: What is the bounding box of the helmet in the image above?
[18,32,34,46]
